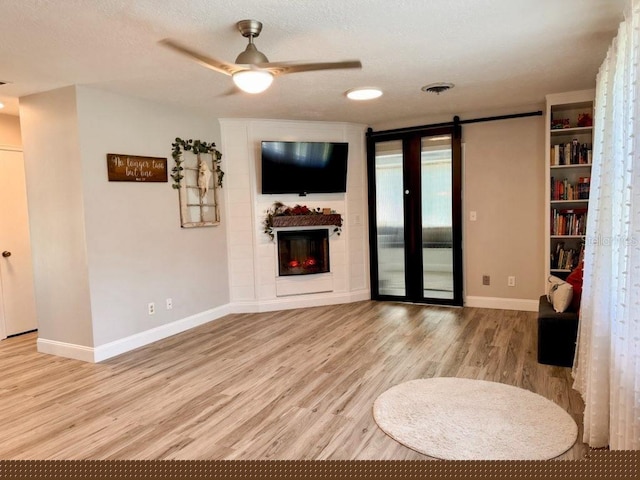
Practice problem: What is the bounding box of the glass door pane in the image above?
[421,135,454,300]
[374,140,405,296]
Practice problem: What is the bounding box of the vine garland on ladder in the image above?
[170,137,225,228]
[171,138,224,189]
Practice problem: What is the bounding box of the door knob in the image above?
[2,251,11,258]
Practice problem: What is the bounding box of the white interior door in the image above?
[0,267,5,339]
[0,146,37,338]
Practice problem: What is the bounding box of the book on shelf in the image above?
[550,240,585,271]
[551,207,588,235]
[550,176,590,200]
[578,176,590,199]
[550,141,592,166]
[571,139,579,165]
[552,144,560,166]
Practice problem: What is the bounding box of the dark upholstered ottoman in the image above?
[537,295,579,367]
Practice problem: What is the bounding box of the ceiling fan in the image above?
[160,19,362,94]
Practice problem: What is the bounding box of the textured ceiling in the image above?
[0,0,626,127]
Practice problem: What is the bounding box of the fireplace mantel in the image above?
[271,214,341,228]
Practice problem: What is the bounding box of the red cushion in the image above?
[565,262,584,312]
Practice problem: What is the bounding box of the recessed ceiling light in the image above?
[346,87,383,101]
[0,102,4,109]
[422,82,455,94]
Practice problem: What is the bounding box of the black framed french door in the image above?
[366,122,463,306]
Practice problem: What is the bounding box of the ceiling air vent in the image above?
[421,82,454,95]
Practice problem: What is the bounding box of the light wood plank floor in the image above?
[0,301,586,460]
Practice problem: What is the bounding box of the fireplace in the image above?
[277,229,330,276]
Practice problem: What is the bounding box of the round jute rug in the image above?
[373,377,578,460]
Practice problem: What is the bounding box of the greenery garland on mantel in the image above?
[171,138,224,189]
[263,201,343,241]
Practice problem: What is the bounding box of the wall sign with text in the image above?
[107,154,168,182]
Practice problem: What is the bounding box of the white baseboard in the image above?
[260,289,369,311]
[35,291,372,363]
[230,289,370,313]
[464,295,538,312]
[93,304,234,362]
[37,338,95,363]
[37,304,234,363]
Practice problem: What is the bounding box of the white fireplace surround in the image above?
[219,118,370,312]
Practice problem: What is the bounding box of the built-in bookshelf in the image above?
[545,90,594,279]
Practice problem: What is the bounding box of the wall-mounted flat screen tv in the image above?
[261,141,348,195]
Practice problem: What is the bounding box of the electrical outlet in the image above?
[166,298,173,310]
[482,275,490,286]
[470,211,477,221]
[508,276,516,287]
[148,302,155,315]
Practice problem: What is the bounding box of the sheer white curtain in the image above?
[572,0,640,450]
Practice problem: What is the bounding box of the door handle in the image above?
[2,251,11,258]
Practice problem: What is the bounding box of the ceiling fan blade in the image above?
[159,39,240,76]
[260,60,362,76]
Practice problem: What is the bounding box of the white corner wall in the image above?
[19,87,95,350]
[20,86,230,361]
[220,118,370,312]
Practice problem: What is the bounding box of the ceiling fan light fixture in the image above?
[160,19,362,97]
[232,70,274,94]
[346,87,383,101]
[234,43,270,64]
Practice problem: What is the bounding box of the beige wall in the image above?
[0,113,21,146]
[462,115,545,301]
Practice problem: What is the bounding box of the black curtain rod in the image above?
[366,110,543,138]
